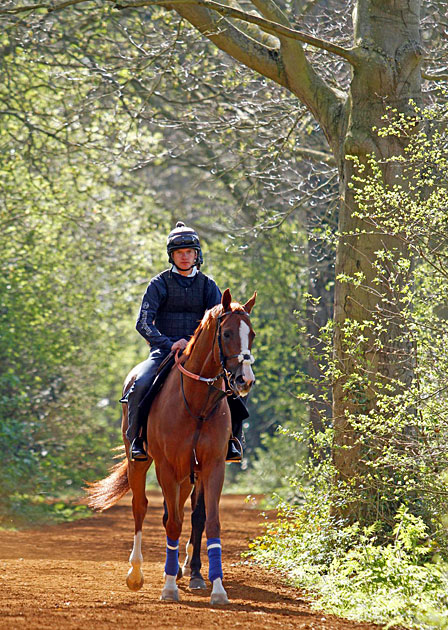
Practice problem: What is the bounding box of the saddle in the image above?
[137,352,176,419]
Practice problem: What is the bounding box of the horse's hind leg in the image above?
[182,483,207,590]
[126,458,152,591]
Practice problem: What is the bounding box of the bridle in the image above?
[175,309,254,396]
[217,311,255,379]
[174,309,255,483]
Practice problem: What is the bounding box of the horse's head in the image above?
[216,289,256,397]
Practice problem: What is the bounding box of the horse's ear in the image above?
[221,288,232,312]
[244,291,256,314]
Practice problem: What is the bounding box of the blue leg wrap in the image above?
[207,537,223,582]
[165,536,179,576]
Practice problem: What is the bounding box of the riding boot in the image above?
[226,436,243,463]
[225,416,244,463]
[226,396,248,463]
[127,392,149,462]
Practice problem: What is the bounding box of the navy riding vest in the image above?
[154,270,208,340]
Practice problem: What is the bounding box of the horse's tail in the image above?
[85,457,130,511]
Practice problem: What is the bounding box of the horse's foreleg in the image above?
[203,461,229,605]
[158,464,191,602]
[126,458,152,592]
[183,484,207,590]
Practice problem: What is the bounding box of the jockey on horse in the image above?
[124,221,246,463]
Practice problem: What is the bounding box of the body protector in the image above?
[154,270,207,340]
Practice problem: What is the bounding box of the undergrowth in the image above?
[247,491,448,629]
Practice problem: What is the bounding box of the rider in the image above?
[126,221,245,463]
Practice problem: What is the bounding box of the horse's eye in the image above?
[223,330,231,339]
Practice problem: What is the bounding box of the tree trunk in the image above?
[331,0,422,521]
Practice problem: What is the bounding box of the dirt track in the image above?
[0,492,378,630]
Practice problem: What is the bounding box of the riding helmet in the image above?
[167,221,204,267]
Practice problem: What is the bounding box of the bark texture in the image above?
[331,1,422,518]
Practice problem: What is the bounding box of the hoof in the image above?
[189,576,207,590]
[126,567,144,592]
[210,578,229,605]
[210,591,229,605]
[161,588,179,602]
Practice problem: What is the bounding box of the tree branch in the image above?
[422,71,448,82]
[115,0,358,65]
[295,146,336,165]
[153,2,290,90]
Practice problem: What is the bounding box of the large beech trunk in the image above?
[331,0,422,519]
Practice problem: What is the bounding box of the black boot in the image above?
[226,436,243,463]
[131,437,148,461]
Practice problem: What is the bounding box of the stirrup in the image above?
[131,437,149,461]
[226,437,243,463]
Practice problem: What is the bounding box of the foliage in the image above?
[0,36,169,523]
[248,494,448,629]
[322,99,448,527]
[247,99,448,627]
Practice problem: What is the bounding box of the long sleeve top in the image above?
[136,269,222,352]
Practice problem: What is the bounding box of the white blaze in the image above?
[239,320,255,383]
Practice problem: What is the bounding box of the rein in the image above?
[175,348,225,387]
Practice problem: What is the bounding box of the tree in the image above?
[2,0,444,520]
[0,44,169,521]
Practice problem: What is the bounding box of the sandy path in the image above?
[0,492,378,630]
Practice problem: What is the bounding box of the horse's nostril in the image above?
[236,375,245,386]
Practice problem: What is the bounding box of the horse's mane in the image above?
[183,302,247,357]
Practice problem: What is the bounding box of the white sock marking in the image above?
[129,531,143,566]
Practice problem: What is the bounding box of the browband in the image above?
[218,310,250,319]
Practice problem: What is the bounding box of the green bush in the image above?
[248,495,448,629]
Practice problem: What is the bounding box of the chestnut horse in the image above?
[87,289,256,605]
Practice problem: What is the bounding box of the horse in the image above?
[87,288,256,605]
